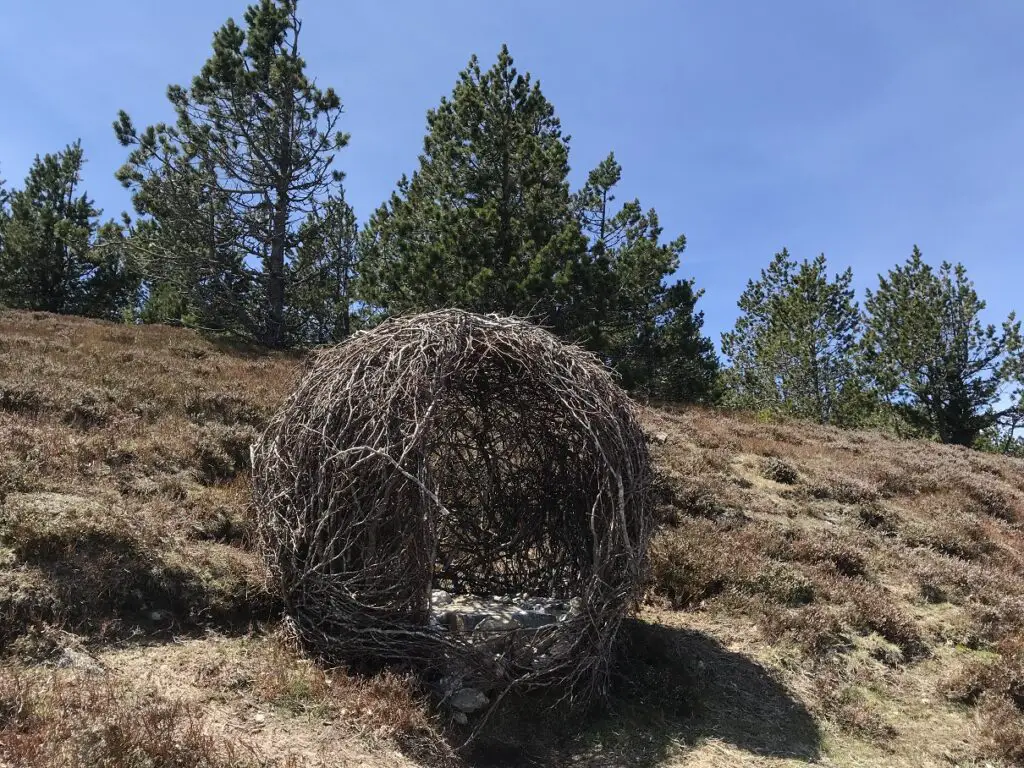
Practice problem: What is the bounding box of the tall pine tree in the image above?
[722,250,863,424]
[863,247,1022,445]
[574,152,718,401]
[0,142,137,318]
[359,46,595,338]
[116,0,348,346]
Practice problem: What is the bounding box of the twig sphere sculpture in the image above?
[252,309,652,714]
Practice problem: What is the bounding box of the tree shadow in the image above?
[460,618,821,767]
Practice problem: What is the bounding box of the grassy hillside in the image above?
[1,309,1022,767]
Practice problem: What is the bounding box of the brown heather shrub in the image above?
[857,503,899,534]
[252,639,441,743]
[904,514,997,562]
[0,381,49,417]
[63,387,117,430]
[848,586,928,660]
[941,639,1024,764]
[193,423,258,484]
[824,686,898,741]
[973,597,1024,643]
[650,467,729,523]
[649,521,741,608]
[185,390,269,428]
[759,604,849,656]
[980,695,1024,765]
[964,477,1023,523]
[771,531,867,578]
[809,476,880,504]
[650,521,820,609]
[745,562,816,606]
[760,457,799,485]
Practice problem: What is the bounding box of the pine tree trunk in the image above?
[266,198,288,347]
[266,77,295,348]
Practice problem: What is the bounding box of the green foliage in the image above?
[722,250,865,424]
[975,417,1024,457]
[0,142,138,318]
[574,152,718,401]
[0,168,9,261]
[862,247,1023,446]
[359,46,592,335]
[115,0,350,346]
[113,131,254,334]
[288,192,360,344]
[361,48,717,402]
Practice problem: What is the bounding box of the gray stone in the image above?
[450,687,489,713]
[56,647,104,675]
[452,711,469,726]
[430,589,453,608]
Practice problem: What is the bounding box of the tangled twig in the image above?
[252,309,652,718]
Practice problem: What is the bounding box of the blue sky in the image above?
[2,1,1022,348]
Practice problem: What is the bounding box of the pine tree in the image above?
[722,250,863,424]
[0,169,9,259]
[359,46,594,337]
[0,142,137,318]
[115,141,253,333]
[115,0,348,346]
[574,153,718,401]
[288,191,359,343]
[863,247,1023,445]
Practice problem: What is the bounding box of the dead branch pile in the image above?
[251,309,652,714]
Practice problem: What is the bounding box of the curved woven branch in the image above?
[252,309,652,713]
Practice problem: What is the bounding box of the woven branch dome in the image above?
[252,309,652,710]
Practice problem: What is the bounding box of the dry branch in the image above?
[251,309,652,717]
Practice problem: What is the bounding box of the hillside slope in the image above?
[1,309,1022,767]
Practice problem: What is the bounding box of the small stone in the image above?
[452,711,469,726]
[450,687,489,713]
[148,610,166,622]
[653,432,669,444]
[56,648,104,675]
[252,713,266,724]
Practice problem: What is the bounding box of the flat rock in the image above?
[475,615,521,632]
[450,687,489,713]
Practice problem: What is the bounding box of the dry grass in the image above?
[3,309,1024,766]
[0,665,275,767]
[644,405,1024,766]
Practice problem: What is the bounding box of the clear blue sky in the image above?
[2,1,1022,348]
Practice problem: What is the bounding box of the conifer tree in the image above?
[0,142,137,318]
[574,153,718,400]
[863,247,1022,445]
[722,250,863,423]
[288,191,359,343]
[116,0,348,346]
[359,46,594,338]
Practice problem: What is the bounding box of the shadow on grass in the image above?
[461,618,821,767]
[0,528,278,654]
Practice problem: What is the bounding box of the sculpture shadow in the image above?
[461,618,821,767]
